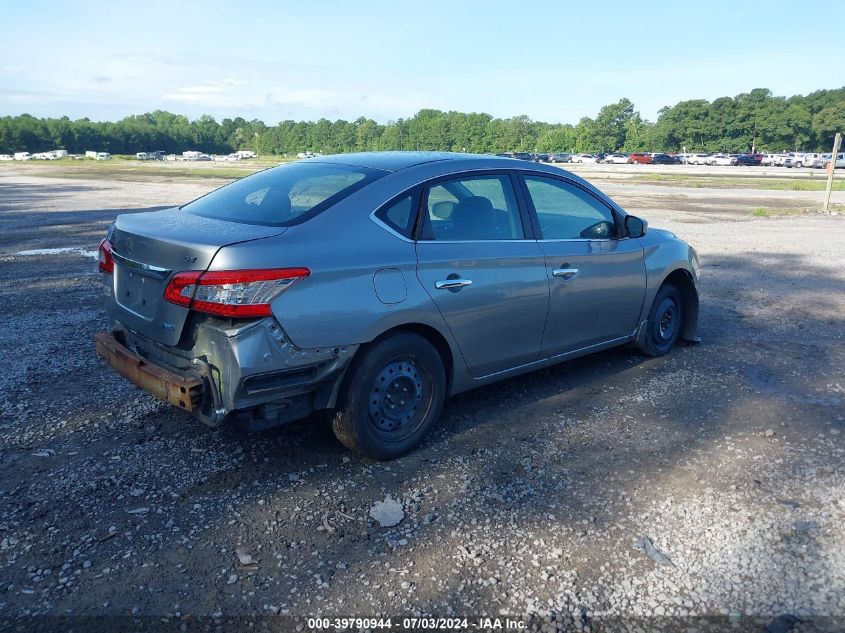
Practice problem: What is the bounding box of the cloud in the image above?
[162,80,246,107]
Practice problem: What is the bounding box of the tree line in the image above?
[1,87,843,156]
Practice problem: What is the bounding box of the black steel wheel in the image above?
[366,358,430,442]
[331,332,445,459]
[637,284,684,357]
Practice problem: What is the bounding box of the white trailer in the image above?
[85,151,98,159]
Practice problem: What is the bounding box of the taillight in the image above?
[163,268,310,318]
[98,238,114,274]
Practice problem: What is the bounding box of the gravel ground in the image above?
[0,167,843,632]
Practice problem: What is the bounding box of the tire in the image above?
[330,332,446,460]
[794,162,802,168]
[637,284,684,357]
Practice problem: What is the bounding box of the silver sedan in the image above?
[96,152,699,459]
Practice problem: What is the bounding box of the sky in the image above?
[2,0,843,125]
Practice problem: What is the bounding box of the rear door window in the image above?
[420,174,524,241]
[374,192,419,239]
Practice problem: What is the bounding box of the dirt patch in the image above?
[0,172,843,628]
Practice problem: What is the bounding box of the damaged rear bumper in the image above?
[95,332,203,413]
[96,317,358,430]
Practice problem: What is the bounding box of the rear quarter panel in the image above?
[205,168,465,354]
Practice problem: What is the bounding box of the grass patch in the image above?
[749,206,810,217]
[0,157,289,182]
[619,173,845,191]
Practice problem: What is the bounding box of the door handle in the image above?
[435,279,473,290]
[552,268,579,280]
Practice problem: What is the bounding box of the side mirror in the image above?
[625,215,648,238]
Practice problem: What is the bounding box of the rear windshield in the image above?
[182,162,384,226]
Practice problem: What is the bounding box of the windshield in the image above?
[183,162,384,226]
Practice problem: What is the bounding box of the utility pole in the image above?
[823,132,841,212]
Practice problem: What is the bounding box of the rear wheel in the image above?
[330,332,445,460]
[637,284,683,357]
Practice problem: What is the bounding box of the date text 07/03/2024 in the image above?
[306,617,527,630]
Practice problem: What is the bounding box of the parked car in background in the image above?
[627,153,653,164]
[0,154,13,161]
[570,154,598,163]
[95,151,699,459]
[14,152,32,161]
[810,154,831,168]
[546,153,572,163]
[771,154,788,166]
[652,153,681,165]
[682,153,710,165]
[707,154,734,166]
[822,153,845,169]
[786,152,817,168]
[731,154,762,166]
[497,152,535,161]
[603,153,629,164]
[96,152,112,161]
[760,154,778,166]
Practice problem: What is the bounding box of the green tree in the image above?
[0,86,842,156]
[591,98,636,151]
[536,125,576,152]
[622,114,650,152]
[812,102,845,150]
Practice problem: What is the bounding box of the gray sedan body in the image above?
[98,152,699,454]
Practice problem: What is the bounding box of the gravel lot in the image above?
[0,165,843,632]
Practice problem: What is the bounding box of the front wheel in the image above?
[637,284,684,357]
[330,332,446,459]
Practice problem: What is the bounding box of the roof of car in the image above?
[308,151,509,172]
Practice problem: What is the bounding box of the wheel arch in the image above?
[367,323,456,396]
[660,268,699,341]
[314,321,458,412]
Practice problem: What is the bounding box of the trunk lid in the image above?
[108,207,285,345]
